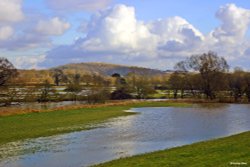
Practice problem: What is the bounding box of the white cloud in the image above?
[148,17,204,53]
[43,4,205,68]
[212,3,250,44]
[13,55,46,69]
[0,0,52,50]
[0,16,69,50]
[42,3,250,70]
[0,26,13,41]
[0,0,24,22]
[148,17,204,42]
[80,4,158,56]
[36,17,70,36]
[75,5,205,57]
[0,0,24,44]
[61,4,204,59]
[46,0,112,12]
[200,3,250,61]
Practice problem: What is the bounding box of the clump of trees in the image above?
[110,73,131,100]
[52,69,67,86]
[227,68,250,102]
[65,73,82,92]
[126,72,155,99]
[37,80,58,102]
[174,51,229,99]
[110,88,132,100]
[110,72,156,100]
[86,88,110,104]
[168,51,250,102]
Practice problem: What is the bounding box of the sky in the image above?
[1,0,250,70]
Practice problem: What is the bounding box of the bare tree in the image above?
[228,69,245,102]
[126,72,155,99]
[244,73,250,102]
[52,69,66,86]
[175,51,229,99]
[38,80,54,102]
[168,72,186,99]
[0,58,18,86]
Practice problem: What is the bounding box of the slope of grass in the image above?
[96,131,250,167]
[0,101,189,145]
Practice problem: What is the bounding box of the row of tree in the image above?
[2,51,250,104]
[0,58,157,104]
[52,69,111,87]
[168,51,250,102]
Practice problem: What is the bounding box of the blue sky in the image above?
[1,0,250,70]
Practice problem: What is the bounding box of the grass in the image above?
[96,131,250,167]
[0,101,190,146]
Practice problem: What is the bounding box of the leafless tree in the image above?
[0,58,18,86]
[175,51,229,99]
[52,69,67,86]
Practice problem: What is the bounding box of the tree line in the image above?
[0,58,159,105]
[168,51,250,102]
[1,51,250,105]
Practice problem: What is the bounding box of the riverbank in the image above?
[0,101,190,145]
[0,100,190,117]
[96,131,250,167]
[1,98,249,117]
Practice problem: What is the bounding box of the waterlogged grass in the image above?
[0,101,190,145]
[96,131,250,167]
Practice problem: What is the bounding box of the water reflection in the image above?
[195,103,229,109]
[1,104,250,167]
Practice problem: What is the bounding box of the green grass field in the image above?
[0,101,189,145]
[96,131,250,167]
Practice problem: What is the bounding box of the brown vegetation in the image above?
[0,100,143,117]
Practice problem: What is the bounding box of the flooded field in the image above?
[0,104,250,167]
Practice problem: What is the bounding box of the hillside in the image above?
[53,62,165,76]
[9,62,167,85]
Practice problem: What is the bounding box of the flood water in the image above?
[1,104,250,167]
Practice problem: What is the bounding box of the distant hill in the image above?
[52,62,165,76]
[10,62,167,85]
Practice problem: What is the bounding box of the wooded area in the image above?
[1,51,250,105]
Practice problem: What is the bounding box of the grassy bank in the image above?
[96,131,250,167]
[0,101,189,145]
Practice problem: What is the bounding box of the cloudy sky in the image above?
[1,0,250,70]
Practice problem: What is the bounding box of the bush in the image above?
[87,88,110,104]
[111,88,132,100]
[65,83,82,92]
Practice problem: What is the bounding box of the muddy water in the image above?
[1,104,250,167]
